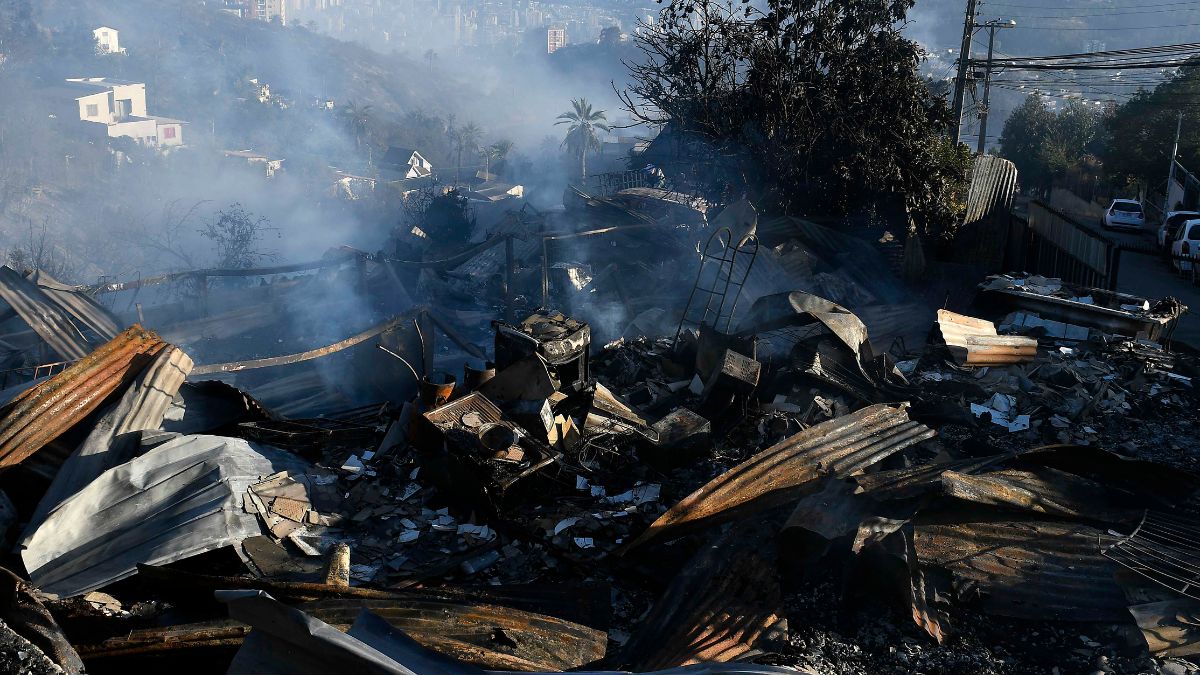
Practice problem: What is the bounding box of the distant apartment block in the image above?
[92,27,126,55]
[62,78,187,149]
[547,26,566,54]
[253,0,288,23]
[222,0,289,23]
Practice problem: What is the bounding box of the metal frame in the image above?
[1102,509,1200,601]
[674,227,759,345]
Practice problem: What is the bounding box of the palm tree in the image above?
[454,122,482,186]
[556,98,610,183]
[482,140,513,178]
[341,101,373,152]
[490,139,514,161]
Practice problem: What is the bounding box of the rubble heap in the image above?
[0,262,1192,674]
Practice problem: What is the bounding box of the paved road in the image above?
[1082,219,1200,349]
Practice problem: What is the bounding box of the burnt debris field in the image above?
[0,189,1192,675]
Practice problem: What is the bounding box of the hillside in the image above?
[0,0,489,283]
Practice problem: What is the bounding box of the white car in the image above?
[1102,199,1146,231]
[1159,211,1200,250]
[1170,218,1200,273]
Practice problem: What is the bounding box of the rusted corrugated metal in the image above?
[626,404,935,550]
[0,325,167,470]
[78,597,607,671]
[622,529,782,669]
[25,345,194,523]
[936,310,1037,366]
[296,598,606,671]
[912,518,1128,621]
[0,266,93,360]
[28,270,121,341]
[852,453,1016,501]
[940,467,1140,523]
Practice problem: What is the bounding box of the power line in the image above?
[980,0,1197,9]
[1011,21,1200,31]
[993,7,1200,19]
[984,42,1200,63]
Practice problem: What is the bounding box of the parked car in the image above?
[1159,210,1200,250]
[1102,199,1146,231]
[1170,218,1200,273]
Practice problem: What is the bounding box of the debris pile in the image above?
[0,249,1192,675]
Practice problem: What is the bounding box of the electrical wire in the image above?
[1010,21,1200,31]
[980,0,1197,9]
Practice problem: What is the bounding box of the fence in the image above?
[588,169,657,196]
[956,155,1019,271]
[1021,200,1119,290]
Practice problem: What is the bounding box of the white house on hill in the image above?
[382,147,434,180]
[63,78,186,149]
[93,27,126,55]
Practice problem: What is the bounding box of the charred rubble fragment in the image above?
[0,195,1191,674]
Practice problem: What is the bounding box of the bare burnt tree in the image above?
[200,203,278,270]
[621,0,971,241]
[7,218,78,281]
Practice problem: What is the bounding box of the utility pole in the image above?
[1166,111,1183,212]
[950,0,978,145]
[975,20,1015,154]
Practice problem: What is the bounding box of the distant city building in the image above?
[92,27,126,55]
[1084,40,1107,53]
[251,0,288,23]
[220,0,288,22]
[547,26,566,54]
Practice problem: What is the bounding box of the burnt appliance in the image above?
[419,392,562,511]
[493,311,591,392]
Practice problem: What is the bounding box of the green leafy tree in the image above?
[1103,59,1200,189]
[621,0,965,240]
[1000,96,1106,194]
[999,94,1056,192]
[556,98,611,183]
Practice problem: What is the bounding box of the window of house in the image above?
[163,127,177,140]
[86,104,99,117]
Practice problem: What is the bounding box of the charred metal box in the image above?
[700,349,761,419]
[493,311,591,392]
[420,392,561,511]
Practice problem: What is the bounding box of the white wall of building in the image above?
[93,27,125,55]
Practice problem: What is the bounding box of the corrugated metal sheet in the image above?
[1128,598,1200,656]
[957,155,1019,271]
[1028,202,1110,275]
[0,325,167,470]
[936,310,1037,366]
[912,517,1127,621]
[626,404,935,550]
[623,533,782,669]
[852,453,1016,501]
[22,434,308,597]
[940,467,1140,523]
[0,266,93,360]
[295,598,607,671]
[28,270,121,341]
[24,346,194,528]
[82,591,607,672]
